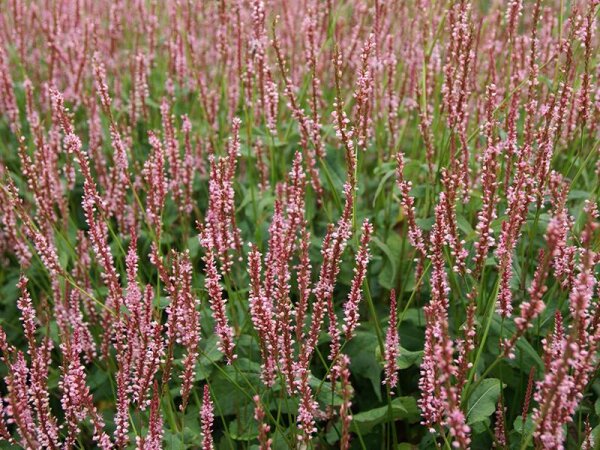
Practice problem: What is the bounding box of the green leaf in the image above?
[270,429,294,450]
[513,415,534,435]
[568,190,591,200]
[592,425,600,448]
[186,235,200,258]
[324,419,343,444]
[490,316,544,371]
[228,419,259,441]
[456,214,474,236]
[372,168,396,207]
[396,444,417,450]
[208,358,260,415]
[351,397,419,434]
[372,236,396,289]
[309,374,343,407]
[375,346,422,370]
[467,378,502,424]
[397,347,423,369]
[470,418,490,434]
[199,335,224,366]
[415,217,434,231]
[162,429,185,449]
[345,331,382,401]
[372,233,403,290]
[196,335,224,381]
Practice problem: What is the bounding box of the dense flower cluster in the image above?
[0,0,597,449]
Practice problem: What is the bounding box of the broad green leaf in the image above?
[513,415,534,435]
[375,346,422,369]
[372,235,396,290]
[401,308,425,325]
[228,419,259,441]
[568,190,592,200]
[345,331,382,401]
[592,425,600,447]
[186,235,200,258]
[372,168,396,207]
[373,233,403,290]
[324,419,343,444]
[457,214,474,236]
[351,396,419,433]
[410,185,427,199]
[415,216,434,231]
[199,335,225,366]
[196,335,225,380]
[209,358,260,415]
[470,418,491,434]
[309,374,343,407]
[467,378,502,424]
[162,429,185,449]
[378,260,396,290]
[397,347,423,369]
[490,316,544,371]
[270,428,294,450]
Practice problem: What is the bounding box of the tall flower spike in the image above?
[92,54,129,227]
[303,176,353,371]
[272,33,323,198]
[60,326,112,450]
[178,251,200,411]
[395,152,426,258]
[418,202,449,430]
[254,395,272,450]
[521,366,536,427]
[203,244,236,363]
[0,177,31,267]
[0,46,20,134]
[296,367,317,442]
[247,245,276,387]
[0,394,12,443]
[473,84,500,277]
[137,381,163,450]
[532,250,598,450]
[503,214,564,357]
[92,54,112,116]
[14,277,60,449]
[201,118,242,273]
[496,162,535,318]
[143,131,167,240]
[342,219,373,339]
[418,199,470,447]
[338,355,353,450]
[493,396,507,448]
[383,290,399,392]
[5,351,38,448]
[51,88,123,359]
[295,228,312,343]
[201,385,215,450]
[353,34,375,151]
[332,47,356,185]
[6,179,61,279]
[505,0,523,39]
[575,1,594,129]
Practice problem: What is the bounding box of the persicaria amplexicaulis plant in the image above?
[0,0,598,449]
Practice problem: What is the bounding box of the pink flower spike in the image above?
[342,219,373,339]
[203,244,236,364]
[383,289,399,392]
[254,395,272,450]
[201,385,215,450]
